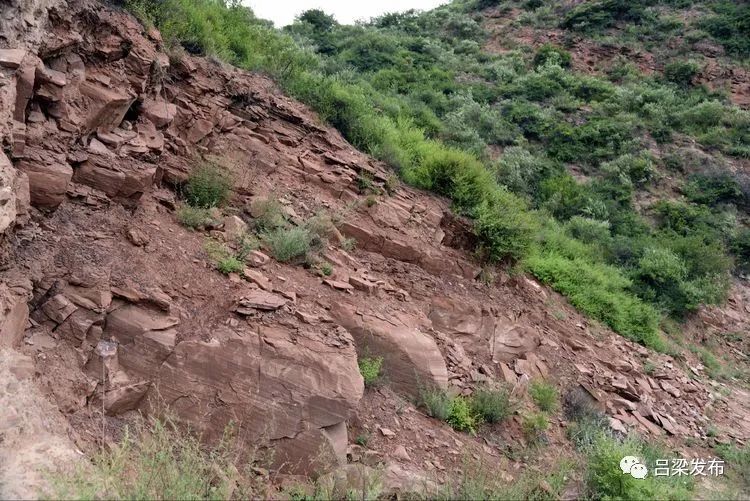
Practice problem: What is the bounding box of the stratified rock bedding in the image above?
[0,0,748,488]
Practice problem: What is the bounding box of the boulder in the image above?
[101,381,151,415]
[491,322,540,364]
[234,290,288,312]
[141,98,176,128]
[16,156,72,207]
[105,304,179,345]
[0,283,30,348]
[0,152,18,232]
[40,294,77,324]
[119,165,156,198]
[429,296,496,356]
[105,304,179,377]
[14,57,37,122]
[429,296,492,341]
[13,170,30,223]
[79,80,135,133]
[151,326,363,474]
[0,49,26,69]
[186,118,213,143]
[222,215,248,242]
[331,303,448,397]
[72,160,125,197]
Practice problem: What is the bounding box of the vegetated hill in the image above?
[129,0,750,353]
[0,0,749,499]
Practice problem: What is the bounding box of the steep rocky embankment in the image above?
[0,0,748,497]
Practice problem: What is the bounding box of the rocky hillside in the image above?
[0,0,748,499]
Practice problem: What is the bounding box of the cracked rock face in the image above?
[151,326,363,472]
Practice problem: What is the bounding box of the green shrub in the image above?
[177,205,215,229]
[525,248,663,350]
[493,147,559,199]
[205,240,244,275]
[663,60,700,88]
[419,387,452,421]
[565,216,611,246]
[319,262,333,276]
[521,412,549,443]
[561,0,649,34]
[731,228,750,272]
[474,189,539,262]
[471,386,514,424]
[699,3,750,58]
[419,388,478,433]
[249,197,287,231]
[446,396,478,434]
[714,443,750,491]
[358,356,383,387]
[601,153,655,186]
[584,434,694,500]
[532,44,572,68]
[683,172,745,207]
[184,162,232,208]
[261,227,312,262]
[529,380,558,412]
[216,256,243,275]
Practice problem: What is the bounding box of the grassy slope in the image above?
[128,0,750,354]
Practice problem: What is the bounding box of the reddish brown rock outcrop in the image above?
[331,303,448,396]
[153,326,363,473]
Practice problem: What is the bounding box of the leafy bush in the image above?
[358,356,383,387]
[205,240,244,275]
[584,434,694,500]
[474,189,539,262]
[683,172,745,207]
[525,247,664,350]
[184,162,232,208]
[471,386,514,423]
[529,380,558,412]
[446,396,478,434]
[419,388,479,433]
[216,256,243,275]
[732,229,750,272]
[699,2,750,58]
[532,44,572,68]
[561,0,650,33]
[261,226,312,262]
[493,147,559,199]
[177,205,215,229]
[663,60,700,88]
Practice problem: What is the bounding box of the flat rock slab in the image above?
[235,290,288,312]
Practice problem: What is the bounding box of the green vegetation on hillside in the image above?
[128,0,750,353]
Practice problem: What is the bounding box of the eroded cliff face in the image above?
[0,0,748,494]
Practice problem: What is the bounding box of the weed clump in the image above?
[261,226,312,263]
[177,206,215,229]
[184,162,232,209]
[51,415,261,500]
[470,386,514,424]
[529,379,558,412]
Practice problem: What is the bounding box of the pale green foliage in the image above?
[50,416,260,500]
